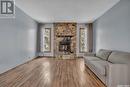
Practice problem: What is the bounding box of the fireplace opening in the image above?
[59,36,72,54]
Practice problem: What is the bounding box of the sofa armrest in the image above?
[106,63,129,87]
[84,52,96,56]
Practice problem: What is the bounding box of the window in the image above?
[42,28,51,52]
[79,28,88,52]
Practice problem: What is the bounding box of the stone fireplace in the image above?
[54,23,77,57]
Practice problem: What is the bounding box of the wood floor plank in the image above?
[0,58,106,87]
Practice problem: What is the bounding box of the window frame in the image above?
[42,28,51,53]
[79,28,88,53]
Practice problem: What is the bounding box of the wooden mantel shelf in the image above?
[56,35,74,37]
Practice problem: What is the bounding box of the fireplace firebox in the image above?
[59,36,73,54]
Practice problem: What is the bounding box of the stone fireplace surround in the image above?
[54,23,77,57]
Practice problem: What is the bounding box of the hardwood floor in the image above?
[0,57,106,87]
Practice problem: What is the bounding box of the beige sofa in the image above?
[83,49,130,87]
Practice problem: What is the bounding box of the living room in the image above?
[0,0,129,87]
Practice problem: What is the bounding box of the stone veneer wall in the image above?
[54,23,77,56]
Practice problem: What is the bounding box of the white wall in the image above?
[39,23,54,57]
[0,7,38,74]
[93,0,130,52]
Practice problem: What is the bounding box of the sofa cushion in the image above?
[89,60,108,76]
[84,56,101,61]
[96,49,112,60]
[108,51,130,64]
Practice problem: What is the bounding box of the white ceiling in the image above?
[16,0,120,23]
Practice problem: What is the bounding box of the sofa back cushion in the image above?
[96,49,112,60]
[108,51,130,64]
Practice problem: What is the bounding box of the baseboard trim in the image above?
[36,56,54,58]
